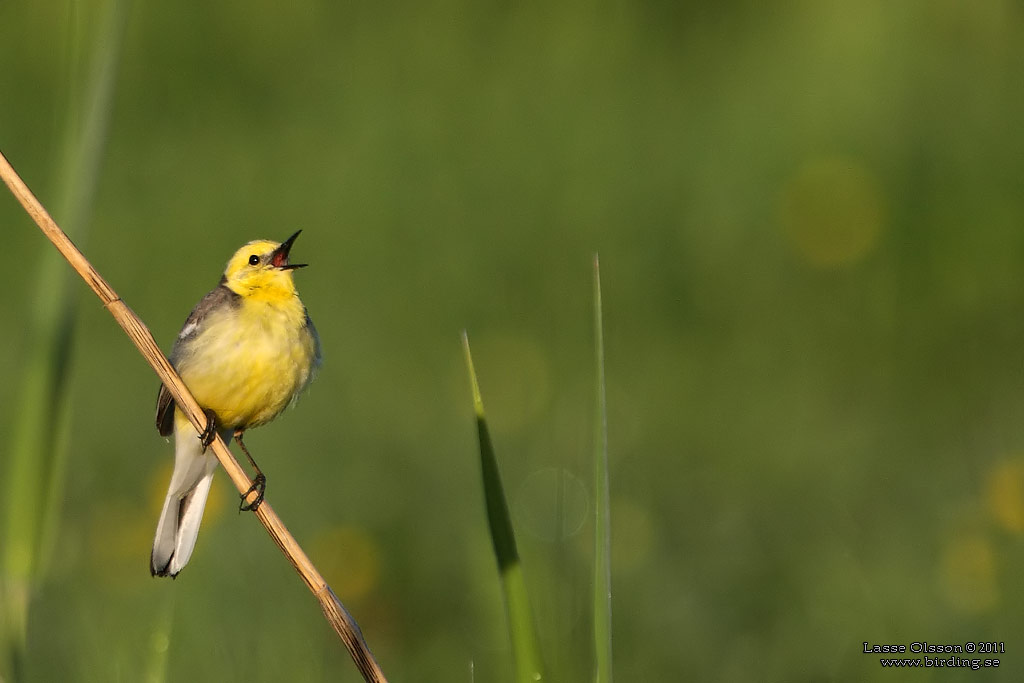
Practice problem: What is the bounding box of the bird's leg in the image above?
[198,409,218,451]
[234,429,266,512]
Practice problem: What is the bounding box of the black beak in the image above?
[270,230,308,270]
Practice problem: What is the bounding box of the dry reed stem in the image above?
[0,149,387,683]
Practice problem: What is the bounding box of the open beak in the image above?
[270,230,308,270]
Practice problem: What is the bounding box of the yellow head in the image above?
[222,230,308,300]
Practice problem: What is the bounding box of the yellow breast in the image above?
[176,294,319,430]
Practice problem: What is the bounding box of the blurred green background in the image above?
[3,0,1024,681]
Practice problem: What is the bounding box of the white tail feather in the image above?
[151,419,228,577]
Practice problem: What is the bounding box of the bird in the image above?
[150,230,321,577]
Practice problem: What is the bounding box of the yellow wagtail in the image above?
[151,230,321,577]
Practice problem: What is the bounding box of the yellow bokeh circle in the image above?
[986,460,1024,534]
[780,157,885,267]
[310,525,380,601]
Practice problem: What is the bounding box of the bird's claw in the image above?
[198,409,218,451]
[239,473,266,512]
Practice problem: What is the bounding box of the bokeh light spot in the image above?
[938,534,997,614]
[310,525,380,601]
[986,460,1024,534]
[780,157,885,267]
[87,500,157,585]
[515,468,589,541]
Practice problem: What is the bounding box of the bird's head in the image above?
[222,230,308,300]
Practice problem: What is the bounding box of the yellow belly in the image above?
[175,296,318,430]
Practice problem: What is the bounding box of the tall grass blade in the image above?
[1,0,127,676]
[462,332,545,683]
[592,254,612,683]
[38,0,129,582]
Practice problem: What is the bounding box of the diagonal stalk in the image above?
[0,150,388,683]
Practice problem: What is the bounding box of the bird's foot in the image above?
[239,473,266,512]
[198,409,218,451]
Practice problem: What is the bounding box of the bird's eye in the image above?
[248,255,260,266]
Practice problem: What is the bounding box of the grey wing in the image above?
[154,284,241,435]
[169,282,240,360]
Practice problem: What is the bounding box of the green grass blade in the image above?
[592,255,612,683]
[462,332,545,683]
[36,0,129,582]
[1,0,127,676]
